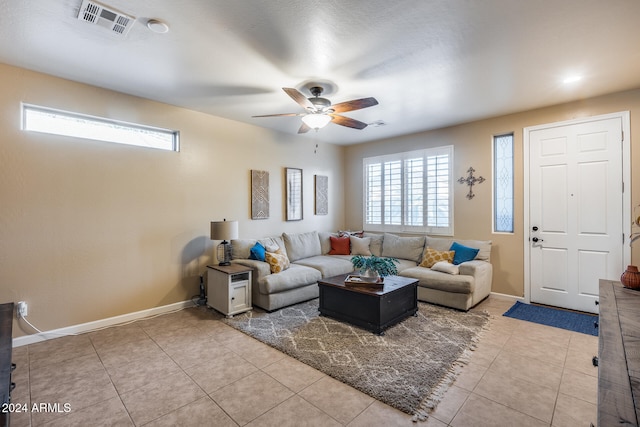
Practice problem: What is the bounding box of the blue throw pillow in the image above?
[249,242,266,261]
[449,242,479,265]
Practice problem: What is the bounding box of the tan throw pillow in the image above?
[431,261,459,275]
[265,250,290,273]
[350,236,372,256]
[420,247,455,268]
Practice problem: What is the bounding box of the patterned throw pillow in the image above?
[419,247,455,268]
[265,250,290,273]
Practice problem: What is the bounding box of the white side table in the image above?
[206,264,252,317]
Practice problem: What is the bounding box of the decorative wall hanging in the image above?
[285,167,303,221]
[251,170,269,219]
[458,167,485,199]
[315,175,328,215]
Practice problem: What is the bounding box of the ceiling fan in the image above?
[252,86,379,133]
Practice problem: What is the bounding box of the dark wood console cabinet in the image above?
[598,279,640,426]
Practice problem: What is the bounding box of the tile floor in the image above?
[8,296,598,426]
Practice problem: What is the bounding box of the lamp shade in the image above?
[210,220,238,241]
[301,113,332,130]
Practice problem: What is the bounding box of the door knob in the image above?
[532,237,544,242]
[532,226,539,231]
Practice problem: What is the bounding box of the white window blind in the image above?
[363,146,454,235]
[22,104,179,152]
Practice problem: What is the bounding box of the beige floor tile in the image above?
[144,396,236,427]
[184,349,258,394]
[473,368,557,423]
[559,369,597,404]
[120,371,205,426]
[513,320,572,348]
[30,352,105,394]
[552,392,597,427]
[28,334,97,368]
[247,395,342,427]
[95,336,165,369]
[451,394,550,427]
[105,351,182,394]
[161,334,230,370]
[262,355,325,392]
[42,396,133,427]
[568,331,598,354]
[210,371,294,425]
[468,340,502,367]
[502,332,567,367]
[30,371,118,425]
[347,400,417,427]
[429,385,470,424]
[488,350,563,391]
[88,323,149,353]
[564,348,598,378]
[298,376,375,425]
[452,361,488,392]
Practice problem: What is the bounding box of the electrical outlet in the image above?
[16,301,27,318]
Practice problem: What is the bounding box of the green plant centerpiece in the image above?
[351,255,399,282]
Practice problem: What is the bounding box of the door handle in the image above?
[532,237,544,242]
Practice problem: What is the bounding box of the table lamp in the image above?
[210,219,238,266]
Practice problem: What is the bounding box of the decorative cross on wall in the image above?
[458,167,486,200]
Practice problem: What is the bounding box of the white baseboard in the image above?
[12,300,196,347]
[489,292,524,303]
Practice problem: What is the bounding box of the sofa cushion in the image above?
[400,267,474,294]
[259,264,322,294]
[329,235,350,255]
[283,231,322,262]
[319,232,337,255]
[382,233,425,263]
[231,239,258,260]
[350,236,372,256]
[419,247,455,268]
[363,233,384,256]
[450,242,480,265]
[294,255,354,278]
[265,250,290,273]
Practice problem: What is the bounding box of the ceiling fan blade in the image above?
[330,114,369,130]
[330,97,378,113]
[252,113,303,118]
[283,88,315,111]
[298,122,312,134]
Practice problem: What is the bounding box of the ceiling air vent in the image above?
[77,0,135,36]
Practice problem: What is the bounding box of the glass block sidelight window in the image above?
[22,104,179,151]
[363,146,454,235]
[493,133,514,233]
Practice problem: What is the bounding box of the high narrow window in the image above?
[22,104,179,152]
[493,133,514,233]
[363,146,454,235]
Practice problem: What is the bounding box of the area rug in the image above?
[222,299,489,420]
[503,301,598,336]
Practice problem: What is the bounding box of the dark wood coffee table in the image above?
[317,274,418,335]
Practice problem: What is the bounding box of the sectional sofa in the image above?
[230,231,492,312]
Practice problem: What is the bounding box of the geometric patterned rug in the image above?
[223,299,489,420]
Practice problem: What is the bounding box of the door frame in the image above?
[523,111,631,305]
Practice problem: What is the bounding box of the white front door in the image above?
[526,114,627,314]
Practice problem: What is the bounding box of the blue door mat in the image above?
[503,301,598,336]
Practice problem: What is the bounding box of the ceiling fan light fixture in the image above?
[301,113,332,130]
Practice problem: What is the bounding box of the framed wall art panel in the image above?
[251,170,269,219]
[315,175,328,215]
[285,167,303,221]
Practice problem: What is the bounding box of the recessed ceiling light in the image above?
[147,19,169,34]
[563,75,582,84]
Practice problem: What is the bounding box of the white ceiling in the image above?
[2,0,640,145]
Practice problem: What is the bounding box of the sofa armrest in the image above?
[458,260,490,276]
[459,260,493,300]
[231,259,271,279]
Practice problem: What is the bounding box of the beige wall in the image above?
[345,89,640,297]
[0,63,346,338]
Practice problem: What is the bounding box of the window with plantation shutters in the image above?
[363,146,454,235]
